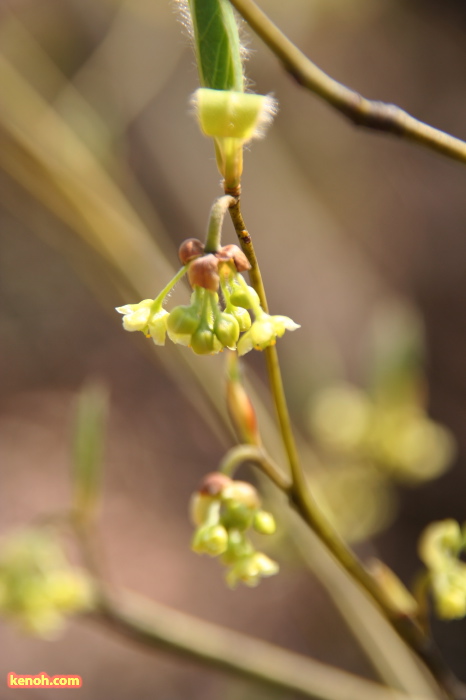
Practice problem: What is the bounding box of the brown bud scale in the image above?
[188,254,220,291]
[215,244,251,272]
[179,238,205,265]
[198,472,232,497]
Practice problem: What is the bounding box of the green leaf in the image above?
[188,0,244,91]
[72,382,108,524]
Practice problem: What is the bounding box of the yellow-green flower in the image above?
[116,301,169,346]
[226,552,279,588]
[237,314,300,356]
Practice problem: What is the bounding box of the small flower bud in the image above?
[190,327,223,355]
[222,481,260,510]
[188,255,220,292]
[214,312,240,349]
[253,510,276,535]
[221,502,255,531]
[226,359,260,444]
[179,238,205,265]
[230,285,260,309]
[167,305,200,335]
[228,307,250,333]
[198,472,232,497]
[216,244,251,272]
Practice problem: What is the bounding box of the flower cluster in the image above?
[309,383,455,484]
[419,519,466,620]
[116,238,299,356]
[190,472,278,588]
[0,530,93,637]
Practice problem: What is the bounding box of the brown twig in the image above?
[229,0,466,165]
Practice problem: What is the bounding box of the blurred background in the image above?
[1,0,466,697]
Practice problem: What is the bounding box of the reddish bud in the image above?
[198,472,232,497]
[179,238,205,265]
[188,254,220,291]
[227,378,260,445]
[216,244,251,272]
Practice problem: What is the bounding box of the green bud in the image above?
[229,285,260,309]
[214,312,240,349]
[221,502,255,531]
[253,511,276,535]
[190,327,223,355]
[230,306,252,332]
[167,305,200,335]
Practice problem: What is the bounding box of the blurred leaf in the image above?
[72,382,108,524]
[367,302,425,405]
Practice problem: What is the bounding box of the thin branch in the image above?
[94,589,435,700]
[229,0,466,166]
[227,197,460,700]
[218,443,291,490]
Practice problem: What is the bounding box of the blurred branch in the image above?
[229,0,466,166]
[94,589,435,700]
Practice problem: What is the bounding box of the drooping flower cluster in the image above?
[116,238,299,356]
[419,519,466,620]
[190,472,278,588]
[0,530,94,637]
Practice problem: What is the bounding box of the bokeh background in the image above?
[1,0,466,697]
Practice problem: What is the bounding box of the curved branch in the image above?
[229,0,466,165]
[218,443,291,490]
[94,590,435,700]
